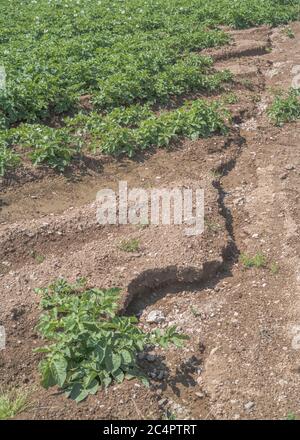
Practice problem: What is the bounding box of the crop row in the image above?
[0,99,229,174]
[0,0,300,175]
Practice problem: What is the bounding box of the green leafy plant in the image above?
[35,279,188,402]
[69,99,229,157]
[268,89,300,125]
[10,124,82,171]
[205,219,221,233]
[270,262,279,274]
[0,143,20,177]
[283,27,295,38]
[222,92,239,104]
[0,3,298,172]
[0,387,32,420]
[240,252,267,269]
[119,239,140,253]
[30,250,45,265]
[190,306,201,317]
[1,0,299,172]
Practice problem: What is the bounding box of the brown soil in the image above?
[0,24,299,420]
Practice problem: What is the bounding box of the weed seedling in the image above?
[223,93,239,105]
[268,89,300,125]
[210,169,222,179]
[119,238,140,253]
[287,412,296,420]
[0,387,32,420]
[270,262,279,275]
[240,252,267,269]
[283,27,295,39]
[205,219,221,233]
[30,250,45,264]
[190,306,201,317]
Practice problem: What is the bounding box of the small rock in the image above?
[146,310,166,324]
[285,164,295,171]
[158,398,168,406]
[244,401,255,411]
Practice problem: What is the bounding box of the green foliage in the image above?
[0,141,20,177]
[93,56,231,110]
[10,124,82,171]
[67,99,229,157]
[35,279,188,402]
[0,387,32,420]
[1,1,299,171]
[270,262,279,274]
[283,26,295,38]
[222,92,239,104]
[240,252,267,269]
[30,250,45,265]
[119,239,140,253]
[268,88,300,125]
[190,306,201,317]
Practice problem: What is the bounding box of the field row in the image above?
[1,0,300,175]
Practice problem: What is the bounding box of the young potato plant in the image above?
[240,252,267,269]
[10,124,82,171]
[0,133,20,177]
[268,88,300,126]
[68,99,229,157]
[35,279,188,403]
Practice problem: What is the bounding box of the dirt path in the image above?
[0,24,299,420]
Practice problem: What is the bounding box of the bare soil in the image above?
[0,23,299,420]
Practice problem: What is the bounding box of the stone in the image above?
[146,310,166,324]
[244,401,255,411]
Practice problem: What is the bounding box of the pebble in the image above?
[146,310,166,324]
[244,401,255,411]
[285,164,295,171]
[158,398,168,406]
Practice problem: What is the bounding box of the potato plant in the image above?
[35,279,188,402]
